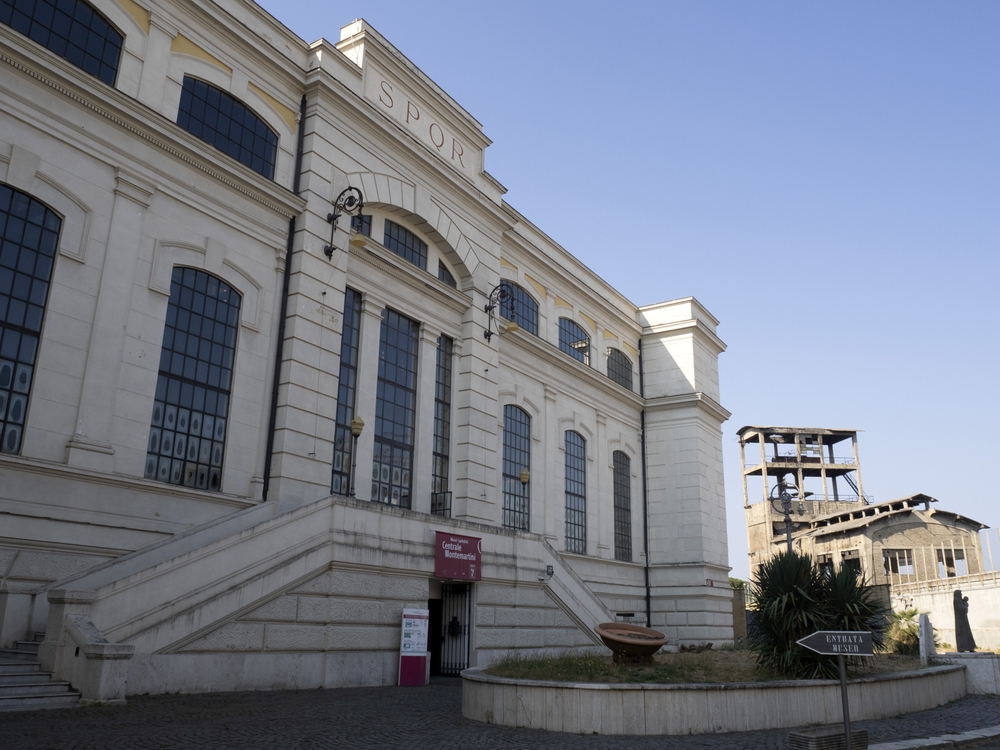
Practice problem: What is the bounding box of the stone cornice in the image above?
[643,392,731,423]
[642,317,727,356]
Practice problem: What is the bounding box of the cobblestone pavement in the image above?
[0,681,998,750]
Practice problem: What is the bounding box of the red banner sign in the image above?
[434,531,482,581]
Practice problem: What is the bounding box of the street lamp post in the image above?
[349,416,365,497]
[769,475,812,553]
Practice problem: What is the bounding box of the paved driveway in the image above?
[1,680,998,749]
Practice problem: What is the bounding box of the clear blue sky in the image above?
[257,1,1000,579]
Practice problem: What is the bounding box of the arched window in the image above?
[613,451,632,562]
[607,348,633,391]
[145,268,241,491]
[1,0,123,85]
[498,281,538,336]
[383,220,427,271]
[177,77,278,179]
[0,185,60,454]
[564,431,586,554]
[502,405,530,530]
[558,318,590,365]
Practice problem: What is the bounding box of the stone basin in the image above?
[593,622,668,663]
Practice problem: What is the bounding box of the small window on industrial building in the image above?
[177,77,278,179]
[558,318,590,365]
[1,0,123,86]
[883,549,915,577]
[936,548,966,578]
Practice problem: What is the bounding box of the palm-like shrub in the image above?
[748,551,886,679]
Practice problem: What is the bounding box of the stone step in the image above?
[0,692,80,712]
[0,671,49,685]
[0,681,74,698]
[0,649,40,663]
[0,660,41,673]
[14,640,40,654]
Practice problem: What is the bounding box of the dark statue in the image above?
[953,589,976,652]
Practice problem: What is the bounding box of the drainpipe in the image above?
[639,338,651,627]
[263,95,307,501]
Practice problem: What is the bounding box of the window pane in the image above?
[176,77,278,179]
[331,288,362,495]
[0,186,59,454]
[146,268,240,491]
[431,335,453,516]
[613,451,632,562]
[564,431,586,554]
[383,220,427,271]
[502,405,530,531]
[607,348,633,391]
[558,318,590,365]
[1,0,122,85]
[371,308,418,508]
[497,281,538,336]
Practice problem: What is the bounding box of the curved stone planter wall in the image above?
[461,664,966,735]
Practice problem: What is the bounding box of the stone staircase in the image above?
[0,633,80,711]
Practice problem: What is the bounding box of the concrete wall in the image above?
[893,571,1000,651]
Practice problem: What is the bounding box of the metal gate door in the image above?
[439,583,470,675]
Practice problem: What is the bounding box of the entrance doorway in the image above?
[430,582,470,676]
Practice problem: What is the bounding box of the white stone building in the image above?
[0,0,731,700]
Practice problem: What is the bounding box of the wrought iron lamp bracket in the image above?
[323,186,365,259]
[483,283,513,341]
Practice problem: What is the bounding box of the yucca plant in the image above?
[748,551,886,679]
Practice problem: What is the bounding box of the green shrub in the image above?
[748,551,887,679]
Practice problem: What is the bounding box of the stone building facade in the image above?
[0,0,732,699]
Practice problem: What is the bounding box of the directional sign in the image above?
[797,630,874,656]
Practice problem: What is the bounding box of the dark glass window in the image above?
[437,261,456,288]
[331,288,362,495]
[613,451,632,562]
[1,0,123,85]
[431,335,453,517]
[559,318,590,365]
[145,268,240,491]
[607,348,633,390]
[0,185,59,454]
[177,77,278,179]
[502,405,530,531]
[372,308,418,508]
[383,219,427,271]
[564,431,586,554]
[498,281,538,336]
[351,214,371,237]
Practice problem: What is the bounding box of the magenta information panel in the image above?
[434,531,482,581]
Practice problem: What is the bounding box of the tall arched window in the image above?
[558,318,590,365]
[613,451,632,562]
[607,348,633,391]
[0,185,60,454]
[1,0,123,85]
[498,281,538,336]
[177,77,278,179]
[502,405,530,530]
[564,431,586,554]
[145,268,241,491]
[383,220,428,271]
[372,308,418,508]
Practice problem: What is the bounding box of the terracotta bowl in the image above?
[594,622,668,664]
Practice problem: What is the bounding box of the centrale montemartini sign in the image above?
[796,631,874,656]
[434,531,481,581]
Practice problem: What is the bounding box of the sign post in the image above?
[795,631,874,750]
[398,608,430,686]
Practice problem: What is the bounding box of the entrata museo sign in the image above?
[796,631,874,656]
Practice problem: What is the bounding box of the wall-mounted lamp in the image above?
[537,564,554,582]
[483,283,516,341]
[323,187,365,259]
[349,416,365,497]
[519,468,530,486]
